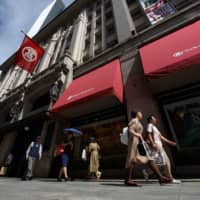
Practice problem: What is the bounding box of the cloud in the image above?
[0,0,73,65]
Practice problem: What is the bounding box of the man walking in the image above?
[22,136,42,180]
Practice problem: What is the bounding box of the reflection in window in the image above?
[80,119,127,157]
[164,97,200,148]
[138,0,176,25]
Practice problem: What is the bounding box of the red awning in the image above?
[139,20,200,77]
[50,59,123,117]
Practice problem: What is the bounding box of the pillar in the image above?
[111,0,136,43]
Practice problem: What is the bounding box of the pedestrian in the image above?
[88,136,101,179]
[57,132,73,182]
[22,136,42,180]
[125,111,172,186]
[143,115,181,183]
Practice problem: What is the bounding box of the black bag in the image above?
[137,139,146,156]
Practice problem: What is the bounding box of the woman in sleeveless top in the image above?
[57,133,73,181]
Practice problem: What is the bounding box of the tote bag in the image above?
[81,149,87,161]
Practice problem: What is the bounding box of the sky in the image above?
[0,0,74,65]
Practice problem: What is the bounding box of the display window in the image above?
[78,117,127,158]
[164,96,200,149]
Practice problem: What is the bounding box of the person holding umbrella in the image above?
[56,128,82,181]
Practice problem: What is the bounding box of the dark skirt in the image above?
[60,153,69,166]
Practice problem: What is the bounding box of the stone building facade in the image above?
[0,0,199,178]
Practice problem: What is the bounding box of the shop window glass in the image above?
[80,119,127,157]
[164,96,200,149]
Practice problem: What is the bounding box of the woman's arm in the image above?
[128,119,142,138]
[129,127,142,138]
[146,132,157,150]
[160,135,176,147]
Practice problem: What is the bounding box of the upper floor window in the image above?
[138,0,176,25]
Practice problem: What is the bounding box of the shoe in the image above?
[21,176,27,181]
[142,169,149,182]
[64,177,69,182]
[125,179,139,186]
[97,171,102,179]
[159,176,172,184]
[57,177,62,182]
[172,179,181,184]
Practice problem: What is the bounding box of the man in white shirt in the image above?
[22,136,42,180]
[145,115,181,184]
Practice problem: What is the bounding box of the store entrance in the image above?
[70,106,128,177]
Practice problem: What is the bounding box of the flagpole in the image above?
[20,30,27,35]
[20,30,32,40]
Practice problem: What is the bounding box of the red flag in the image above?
[15,36,44,73]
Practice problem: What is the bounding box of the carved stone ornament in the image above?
[9,100,23,123]
[49,80,63,103]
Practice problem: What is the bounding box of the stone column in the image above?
[70,11,87,63]
[101,0,106,50]
[50,28,63,65]
[0,68,13,97]
[60,53,74,92]
[111,0,136,43]
[38,32,59,72]
[59,26,73,59]
[19,98,33,120]
[89,6,96,58]
[3,66,19,92]
[55,11,87,94]
[15,69,29,88]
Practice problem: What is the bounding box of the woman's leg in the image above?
[128,165,133,180]
[162,149,173,178]
[58,167,63,178]
[148,160,172,183]
[63,166,68,178]
[148,160,162,178]
[124,161,138,186]
[137,155,172,184]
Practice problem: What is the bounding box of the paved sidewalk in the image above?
[0,178,200,200]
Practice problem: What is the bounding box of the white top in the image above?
[147,123,162,146]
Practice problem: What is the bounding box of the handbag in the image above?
[81,149,87,161]
[138,138,151,157]
[137,141,146,156]
[151,150,165,166]
[55,144,64,157]
[120,126,128,145]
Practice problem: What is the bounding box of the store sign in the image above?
[173,44,200,58]
[67,88,95,100]
[139,0,175,24]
